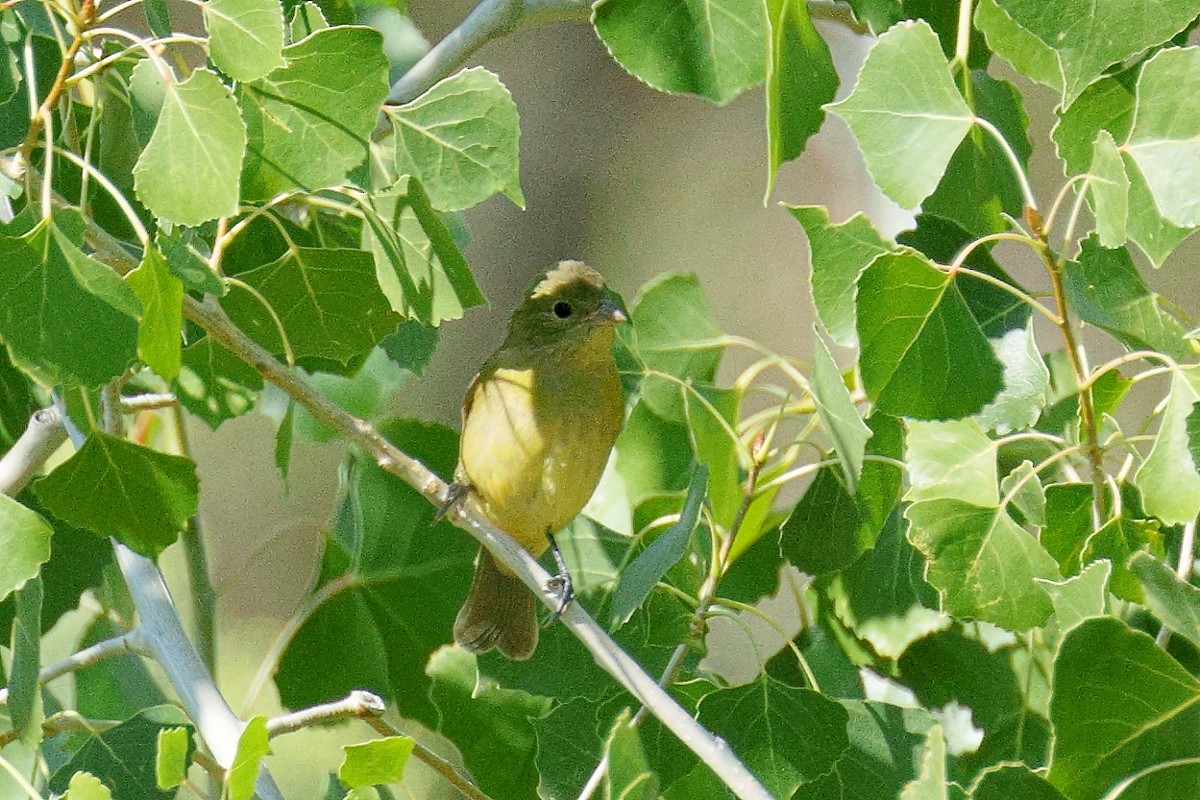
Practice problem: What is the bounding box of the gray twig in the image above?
[0,407,67,496]
[0,629,145,706]
[267,690,386,737]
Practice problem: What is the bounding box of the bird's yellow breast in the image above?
[459,329,624,555]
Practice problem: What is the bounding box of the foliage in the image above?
[1,0,1199,798]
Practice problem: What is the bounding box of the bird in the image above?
[444,260,627,660]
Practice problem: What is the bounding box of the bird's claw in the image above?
[543,529,574,626]
[433,481,470,525]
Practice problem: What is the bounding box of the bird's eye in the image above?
[553,301,573,319]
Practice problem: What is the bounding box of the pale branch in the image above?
[0,407,67,496]
[362,715,494,800]
[266,690,386,737]
[386,0,591,106]
[179,294,773,800]
[120,392,179,411]
[55,399,287,800]
[0,630,145,706]
[171,402,219,676]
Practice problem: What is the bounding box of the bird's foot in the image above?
[544,530,574,625]
[433,481,470,525]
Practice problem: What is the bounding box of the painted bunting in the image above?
[445,261,627,660]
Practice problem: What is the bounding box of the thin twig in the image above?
[362,715,494,800]
[0,407,67,496]
[267,690,386,737]
[0,630,145,706]
[120,392,179,411]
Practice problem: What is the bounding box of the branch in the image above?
[55,399,287,800]
[0,630,145,706]
[179,294,774,800]
[385,0,591,105]
[267,690,385,737]
[0,407,67,496]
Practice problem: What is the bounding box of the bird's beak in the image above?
[591,298,628,325]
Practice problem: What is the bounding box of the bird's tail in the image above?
[454,550,538,660]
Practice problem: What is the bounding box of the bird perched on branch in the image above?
[443,261,627,660]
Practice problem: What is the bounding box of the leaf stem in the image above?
[21,0,94,161]
[974,116,1037,212]
[954,0,973,66]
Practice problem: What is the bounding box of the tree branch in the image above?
[386,0,590,106]
[0,407,67,496]
[55,398,286,800]
[267,690,385,737]
[179,294,774,800]
[0,630,145,706]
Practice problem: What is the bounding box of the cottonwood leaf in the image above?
[974,0,1060,90]
[203,0,285,82]
[1048,617,1200,800]
[826,20,974,209]
[1088,130,1129,247]
[1000,461,1045,528]
[593,0,768,105]
[221,246,397,375]
[994,0,1200,106]
[812,333,870,489]
[1129,551,1200,650]
[155,727,190,790]
[63,773,113,800]
[899,725,946,800]
[226,716,269,800]
[972,765,1066,800]
[239,26,388,200]
[126,246,183,382]
[75,617,168,720]
[0,495,52,603]
[604,709,659,800]
[1037,559,1111,650]
[856,252,1004,420]
[905,418,997,507]
[765,0,837,199]
[174,336,263,429]
[339,737,415,789]
[787,204,893,348]
[1135,365,1200,524]
[1125,46,1200,227]
[696,676,849,798]
[9,576,41,746]
[906,499,1058,630]
[35,432,198,558]
[133,68,245,226]
[0,212,139,386]
[782,463,864,575]
[974,322,1050,435]
[387,67,524,211]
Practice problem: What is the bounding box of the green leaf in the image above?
[133,68,246,226]
[0,213,139,387]
[1052,74,1135,175]
[534,696,610,798]
[155,727,190,791]
[971,764,1066,800]
[239,26,388,200]
[1000,460,1045,527]
[826,20,974,208]
[1063,237,1190,361]
[0,494,52,603]
[787,204,894,348]
[275,421,473,728]
[1125,46,1200,227]
[906,500,1058,630]
[221,246,397,374]
[126,246,183,382]
[856,252,1004,419]
[812,333,870,489]
[175,336,264,429]
[1135,366,1200,524]
[1082,515,1160,603]
[974,0,1060,91]
[921,72,1032,237]
[592,0,768,105]
[624,272,723,420]
[1048,617,1200,800]
[64,772,114,800]
[782,464,865,575]
[799,700,936,799]
[75,617,168,720]
[203,0,285,82]
[274,399,294,479]
[1088,130,1129,247]
[428,647,549,800]
[899,725,946,800]
[994,0,1200,105]
[604,710,659,800]
[49,706,196,799]
[1038,559,1111,649]
[338,737,415,789]
[1129,551,1200,650]
[764,0,837,199]
[905,418,997,507]
[8,576,42,745]
[288,1,328,40]
[696,676,849,798]
[225,716,269,800]
[35,432,199,558]
[1187,402,1200,466]
[1042,483,1093,577]
[142,0,171,39]
[387,67,524,211]
[363,176,486,325]
[974,322,1050,435]
[1125,154,1197,268]
[611,466,706,627]
[379,320,437,375]
[158,228,225,295]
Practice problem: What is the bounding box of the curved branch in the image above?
[0,407,67,496]
[180,294,774,800]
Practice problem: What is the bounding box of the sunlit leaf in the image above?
[1129,551,1200,650]
[339,737,415,789]
[0,494,51,603]
[126,246,183,382]
[1088,130,1128,247]
[226,716,269,800]
[203,0,285,82]
[1135,366,1200,524]
[812,333,870,489]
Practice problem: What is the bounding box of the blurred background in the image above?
[59,0,1198,794]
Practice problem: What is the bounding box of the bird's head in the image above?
[504,261,627,349]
